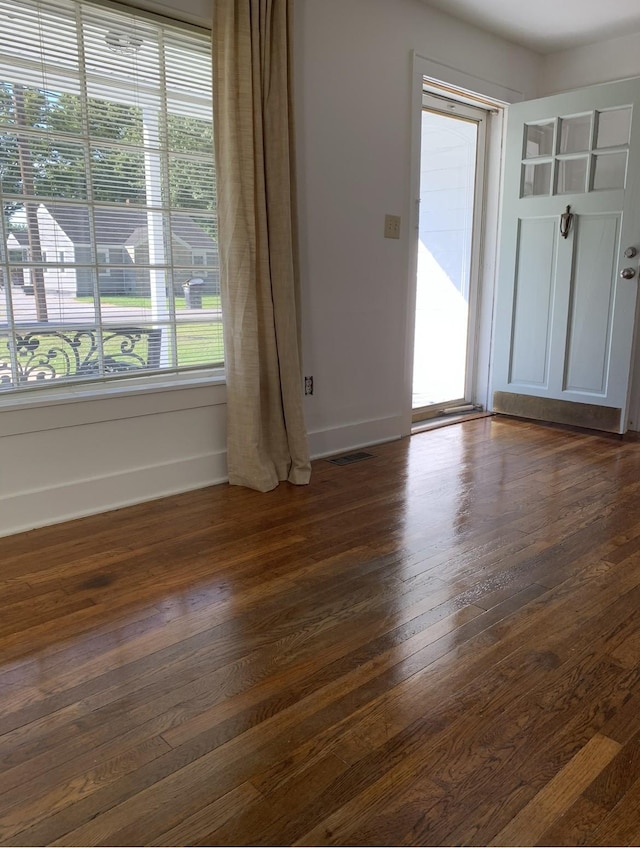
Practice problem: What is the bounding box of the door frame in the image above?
[402,52,522,436]
[412,93,488,420]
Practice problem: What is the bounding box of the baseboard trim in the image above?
[0,450,228,538]
[308,415,404,459]
[1,415,407,538]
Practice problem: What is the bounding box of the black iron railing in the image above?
[0,324,162,388]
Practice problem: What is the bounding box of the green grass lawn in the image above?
[99,325,223,369]
[1,300,224,382]
[77,295,225,366]
[175,323,224,367]
[1,324,224,383]
[75,294,222,310]
[100,323,224,368]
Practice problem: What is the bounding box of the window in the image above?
[521,108,631,198]
[0,0,222,392]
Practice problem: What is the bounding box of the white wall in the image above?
[0,0,542,537]
[295,0,540,457]
[0,383,227,537]
[539,32,640,97]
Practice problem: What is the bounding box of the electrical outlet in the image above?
[304,376,314,395]
[384,214,401,239]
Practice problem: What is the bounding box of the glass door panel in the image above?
[412,104,482,415]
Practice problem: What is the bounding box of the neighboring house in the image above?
[6,203,219,297]
[6,231,31,289]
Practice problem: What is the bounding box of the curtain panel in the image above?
[212,0,311,492]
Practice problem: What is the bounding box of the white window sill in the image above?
[0,369,226,411]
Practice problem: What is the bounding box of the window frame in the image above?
[0,0,223,401]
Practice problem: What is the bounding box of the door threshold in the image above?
[412,410,492,435]
[412,399,469,423]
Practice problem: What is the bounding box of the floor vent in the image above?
[327,451,375,466]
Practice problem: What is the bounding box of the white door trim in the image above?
[403,51,517,435]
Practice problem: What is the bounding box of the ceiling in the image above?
[423,0,640,54]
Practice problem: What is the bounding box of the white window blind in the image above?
[0,0,222,392]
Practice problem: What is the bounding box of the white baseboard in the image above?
[308,414,404,459]
[0,450,228,538]
[1,415,405,539]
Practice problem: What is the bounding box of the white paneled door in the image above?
[492,78,640,432]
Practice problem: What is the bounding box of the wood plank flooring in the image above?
[3,417,640,844]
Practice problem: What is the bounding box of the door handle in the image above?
[620,267,636,279]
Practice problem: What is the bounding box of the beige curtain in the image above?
[212,0,311,492]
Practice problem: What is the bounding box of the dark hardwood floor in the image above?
[4,416,640,845]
